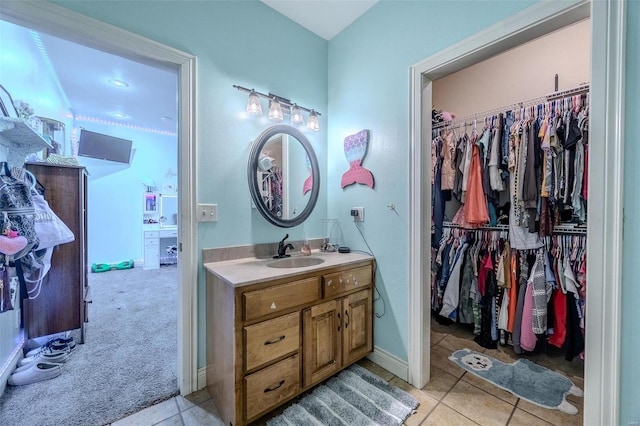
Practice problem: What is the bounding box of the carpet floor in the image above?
[0,265,179,426]
[266,363,419,426]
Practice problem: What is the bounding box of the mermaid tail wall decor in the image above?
[303,154,313,195]
[341,129,374,189]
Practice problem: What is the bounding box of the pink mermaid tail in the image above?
[341,129,374,189]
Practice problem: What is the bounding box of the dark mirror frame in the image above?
[247,124,320,228]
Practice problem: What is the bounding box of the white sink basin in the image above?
[266,257,325,268]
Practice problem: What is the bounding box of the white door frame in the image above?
[0,2,199,395]
[408,1,626,424]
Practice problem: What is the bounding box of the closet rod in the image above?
[432,83,590,130]
[442,222,587,235]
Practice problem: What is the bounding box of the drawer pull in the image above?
[337,312,341,331]
[264,380,285,393]
[345,310,350,328]
[264,335,286,345]
[327,279,333,287]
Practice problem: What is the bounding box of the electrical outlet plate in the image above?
[197,203,218,222]
[352,207,364,222]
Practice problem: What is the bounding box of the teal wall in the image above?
[53,0,329,369]
[327,0,534,362]
[49,2,640,421]
[621,1,639,423]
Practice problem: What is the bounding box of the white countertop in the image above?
[204,250,374,287]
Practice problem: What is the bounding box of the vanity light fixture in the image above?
[290,104,304,125]
[233,84,321,130]
[246,90,262,115]
[268,98,284,122]
[307,110,319,131]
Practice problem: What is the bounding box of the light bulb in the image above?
[307,110,319,131]
[268,99,284,121]
[291,104,304,125]
[246,90,262,115]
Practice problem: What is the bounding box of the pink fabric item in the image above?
[520,283,537,352]
[0,235,28,256]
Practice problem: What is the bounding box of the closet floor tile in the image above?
[442,380,514,426]
[431,330,447,346]
[422,403,479,426]
[508,408,553,425]
[437,333,486,353]
[420,366,459,401]
[430,344,466,378]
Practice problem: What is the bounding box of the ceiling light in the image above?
[161,116,173,122]
[290,104,304,125]
[246,90,262,115]
[108,79,129,88]
[268,98,284,122]
[307,110,319,131]
[113,112,129,119]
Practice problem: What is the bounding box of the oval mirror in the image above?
[248,124,320,228]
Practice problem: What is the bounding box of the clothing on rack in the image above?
[431,226,586,361]
[431,88,590,249]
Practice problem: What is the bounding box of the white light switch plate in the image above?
[197,204,218,222]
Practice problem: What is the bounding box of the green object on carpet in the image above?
[449,348,583,414]
[266,363,419,425]
[91,259,134,273]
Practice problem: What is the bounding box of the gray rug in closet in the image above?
[0,265,179,426]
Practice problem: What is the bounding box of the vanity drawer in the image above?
[243,277,320,321]
[245,312,300,371]
[144,231,159,239]
[244,354,300,421]
[323,266,372,298]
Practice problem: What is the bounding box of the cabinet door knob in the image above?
[264,380,285,393]
[264,335,286,345]
[326,279,333,287]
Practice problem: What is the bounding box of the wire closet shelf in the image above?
[432,83,590,130]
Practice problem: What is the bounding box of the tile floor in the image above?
[110,324,584,426]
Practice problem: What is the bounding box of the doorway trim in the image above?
[0,2,199,394]
[408,0,625,424]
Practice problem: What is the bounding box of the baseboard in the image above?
[367,346,408,381]
[0,335,25,397]
[197,365,208,390]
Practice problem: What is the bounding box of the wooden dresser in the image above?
[206,253,374,426]
[23,163,89,342]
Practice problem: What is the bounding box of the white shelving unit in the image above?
[0,117,53,166]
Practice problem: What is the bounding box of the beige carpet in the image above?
[0,265,179,426]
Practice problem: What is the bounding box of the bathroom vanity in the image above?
[205,251,374,425]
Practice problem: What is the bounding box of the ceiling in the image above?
[261,0,378,40]
[1,1,376,136]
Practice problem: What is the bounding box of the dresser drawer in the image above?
[245,312,300,371]
[144,231,159,239]
[243,277,320,321]
[244,354,300,421]
[144,238,159,247]
[323,265,372,298]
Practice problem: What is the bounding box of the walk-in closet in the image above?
[429,18,589,424]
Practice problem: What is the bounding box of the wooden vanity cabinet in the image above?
[206,259,373,426]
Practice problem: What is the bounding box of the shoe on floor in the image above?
[26,337,76,357]
[19,347,69,367]
[8,362,61,386]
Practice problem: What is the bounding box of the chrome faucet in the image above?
[274,233,294,258]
